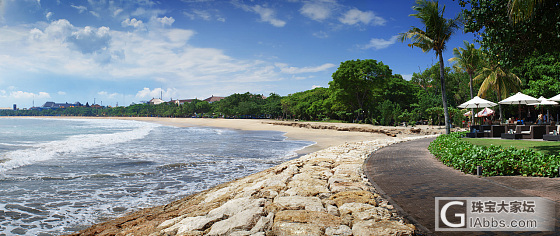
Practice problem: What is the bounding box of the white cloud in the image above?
[362,35,399,50]
[9,91,50,99]
[339,8,385,26]
[98,91,120,98]
[71,4,88,14]
[68,26,111,54]
[311,85,323,89]
[113,8,123,17]
[135,87,177,99]
[253,5,286,27]
[234,2,286,27]
[313,31,329,39]
[0,17,336,105]
[46,12,53,21]
[89,11,100,18]
[275,63,336,74]
[184,9,226,22]
[156,16,175,26]
[58,91,66,95]
[300,0,335,21]
[122,18,145,29]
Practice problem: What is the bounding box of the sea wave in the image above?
[0,120,159,173]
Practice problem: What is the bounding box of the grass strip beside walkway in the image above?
[463,138,560,155]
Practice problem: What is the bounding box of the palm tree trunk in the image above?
[468,72,474,125]
[438,51,451,134]
[497,88,503,122]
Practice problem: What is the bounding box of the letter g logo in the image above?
[441,201,465,228]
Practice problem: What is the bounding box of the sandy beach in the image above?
[110,117,446,154]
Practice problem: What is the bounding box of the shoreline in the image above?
[1,116,446,155]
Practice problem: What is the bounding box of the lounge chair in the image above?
[515,125,546,139]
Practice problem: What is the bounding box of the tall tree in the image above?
[508,0,544,23]
[449,41,482,100]
[461,0,560,68]
[474,61,522,121]
[329,59,392,122]
[449,41,482,123]
[399,0,462,134]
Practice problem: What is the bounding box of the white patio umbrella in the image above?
[499,92,540,120]
[529,96,558,123]
[548,93,560,101]
[548,94,560,122]
[458,96,498,108]
[458,96,497,125]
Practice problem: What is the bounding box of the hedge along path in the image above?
[430,132,560,177]
[70,136,434,236]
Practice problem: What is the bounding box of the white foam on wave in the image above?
[0,119,160,173]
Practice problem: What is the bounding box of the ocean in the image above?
[0,118,313,235]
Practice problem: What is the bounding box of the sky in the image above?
[0,0,476,108]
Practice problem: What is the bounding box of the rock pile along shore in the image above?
[263,121,440,137]
[72,136,433,236]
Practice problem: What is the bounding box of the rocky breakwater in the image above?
[263,121,440,137]
[73,137,431,236]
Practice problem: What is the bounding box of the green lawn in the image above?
[462,138,560,155]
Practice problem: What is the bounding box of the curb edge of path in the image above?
[363,137,435,236]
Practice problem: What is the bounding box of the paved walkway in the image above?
[364,137,559,236]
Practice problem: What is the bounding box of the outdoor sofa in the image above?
[515,125,546,139]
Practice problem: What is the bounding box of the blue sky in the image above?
[0,0,475,108]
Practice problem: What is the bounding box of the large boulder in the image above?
[352,220,415,236]
[273,196,325,212]
[207,207,264,236]
[329,191,377,207]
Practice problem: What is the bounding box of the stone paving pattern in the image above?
[365,138,559,236]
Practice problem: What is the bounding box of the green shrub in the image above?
[428,132,560,177]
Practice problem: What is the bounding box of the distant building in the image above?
[148,98,165,105]
[13,104,16,110]
[39,101,83,109]
[172,99,196,105]
[204,95,225,103]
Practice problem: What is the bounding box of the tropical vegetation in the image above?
[429,132,560,177]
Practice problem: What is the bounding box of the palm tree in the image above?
[474,61,522,121]
[449,41,482,100]
[449,41,482,123]
[399,0,461,134]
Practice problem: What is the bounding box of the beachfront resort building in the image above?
[41,102,83,109]
[204,95,225,103]
[148,98,165,105]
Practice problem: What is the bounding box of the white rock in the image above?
[273,196,325,212]
[326,204,339,216]
[338,203,376,217]
[250,212,274,233]
[208,197,265,218]
[174,215,224,234]
[352,219,415,236]
[325,225,353,236]
[208,207,264,236]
